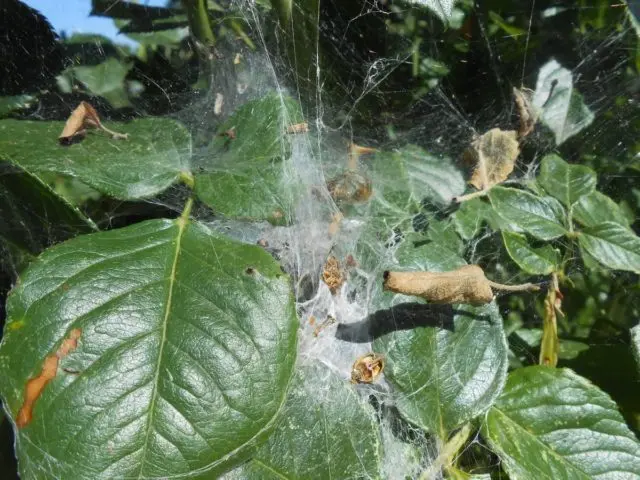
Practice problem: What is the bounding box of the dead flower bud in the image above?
[286,122,309,134]
[383,265,540,305]
[351,353,385,384]
[59,101,128,145]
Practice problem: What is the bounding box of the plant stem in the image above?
[419,424,473,480]
[178,196,194,227]
[487,280,541,292]
[454,189,489,203]
[539,272,560,367]
[270,0,293,27]
[182,0,215,45]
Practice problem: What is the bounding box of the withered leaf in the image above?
[513,87,537,138]
[58,101,128,145]
[465,128,519,191]
[351,353,385,384]
[322,255,344,295]
[383,265,494,305]
[17,328,82,427]
[327,171,372,204]
[286,122,309,134]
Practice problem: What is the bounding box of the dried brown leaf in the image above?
[286,122,309,134]
[17,328,82,427]
[327,171,372,204]
[351,353,385,384]
[322,255,344,295]
[465,128,519,191]
[383,265,494,305]
[59,101,127,145]
[513,87,537,138]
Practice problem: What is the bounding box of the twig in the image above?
[488,280,541,292]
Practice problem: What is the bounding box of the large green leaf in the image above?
[371,145,465,210]
[231,365,383,479]
[194,94,303,222]
[532,60,594,145]
[0,216,298,479]
[488,187,567,240]
[538,154,596,208]
[71,58,132,108]
[451,197,497,240]
[0,162,97,255]
[573,191,631,228]
[632,324,640,376]
[402,0,456,24]
[482,367,640,479]
[578,221,640,273]
[501,231,560,275]
[0,118,191,200]
[372,243,508,439]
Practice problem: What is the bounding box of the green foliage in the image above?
[0,0,639,478]
[482,367,640,478]
[0,215,298,479]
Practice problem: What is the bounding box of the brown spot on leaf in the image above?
[351,353,385,384]
[17,328,82,428]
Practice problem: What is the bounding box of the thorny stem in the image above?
[419,424,473,480]
[487,280,541,292]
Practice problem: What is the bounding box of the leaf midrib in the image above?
[136,218,187,479]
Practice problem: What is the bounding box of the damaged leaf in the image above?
[58,101,127,145]
[17,329,82,428]
[0,218,298,478]
[465,128,519,191]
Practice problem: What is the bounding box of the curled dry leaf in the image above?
[540,273,562,367]
[351,353,385,384]
[58,101,128,145]
[513,87,537,138]
[464,128,520,191]
[286,122,309,134]
[383,265,494,305]
[322,255,344,295]
[17,328,82,427]
[347,142,377,170]
[327,171,372,204]
[313,315,336,337]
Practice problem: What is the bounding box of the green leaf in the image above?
[403,0,456,24]
[234,365,383,479]
[0,162,97,255]
[578,221,640,273]
[489,187,568,240]
[70,58,132,108]
[0,118,191,200]
[374,301,507,438]
[0,217,298,479]
[371,145,465,210]
[0,95,35,118]
[632,324,640,376]
[573,191,631,228]
[532,60,594,145]
[195,94,303,222]
[114,18,189,46]
[451,197,495,240]
[373,244,507,439]
[501,231,560,275]
[538,154,596,208]
[482,367,640,479]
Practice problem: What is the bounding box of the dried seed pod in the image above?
[351,353,385,384]
[383,265,494,305]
